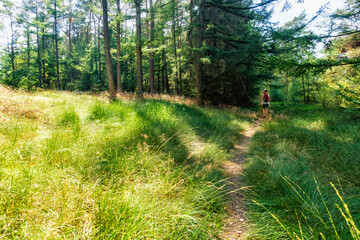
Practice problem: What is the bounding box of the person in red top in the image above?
[260,89,271,118]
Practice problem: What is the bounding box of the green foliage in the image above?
[0,0,277,106]
[245,105,360,239]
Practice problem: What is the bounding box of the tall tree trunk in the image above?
[86,22,90,44]
[135,0,143,99]
[161,51,165,93]
[188,0,194,94]
[54,0,60,90]
[27,25,30,71]
[10,14,15,83]
[98,17,103,88]
[116,0,122,92]
[178,20,182,94]
[93,15,98,77]
[101,0,116,98]
[69,0,73,83]
[145,0,149,92]
[42,13,46,88]
[157,60,161,93]
[195,0,205,106]
[188,0,193,47]
[172,0,179,94]
[302,75,306,104]
[36,1,42,88]
[307,70,310,104]
[149,0,155,94]
[162,41,169,93]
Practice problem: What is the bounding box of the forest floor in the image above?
[221,112,273,239]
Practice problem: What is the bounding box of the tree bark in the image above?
[9,13,15,83]
[98,17,102,87]
[36,0,42,88]
[172,0,179,94]
[162,41,170,93]
[149,0,155,94]
[188,0,193,47]
[102,0,116,98]
[135,0,143,99]
[116,0,122,92]
[307,70,310,104]
[54,0,60,90]
[302,75,306,104]
[69,0,73,83]
[26,24,30,70]
[178,17,182,94]
[42,12,46,88]
[157,60,161,93]
[195,0,205,106]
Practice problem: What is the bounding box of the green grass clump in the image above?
[244,104,360,239]
[57,108,80,126]
[0,89,251,239]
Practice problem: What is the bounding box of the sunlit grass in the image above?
[244,105,360,239]
[0,87,251,239]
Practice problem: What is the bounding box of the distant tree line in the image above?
[0,0,279,106]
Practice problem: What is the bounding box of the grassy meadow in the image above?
[245,104,360,239]
[0,87,252,239]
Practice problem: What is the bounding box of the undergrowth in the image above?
[0,88,251,239]
[245,104,360,239]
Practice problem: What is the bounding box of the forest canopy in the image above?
[0,0,359,107]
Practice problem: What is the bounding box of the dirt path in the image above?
[220,116,262,239]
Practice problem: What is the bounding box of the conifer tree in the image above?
[101,0,116,98]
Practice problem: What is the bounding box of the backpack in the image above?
[263,92,269,102]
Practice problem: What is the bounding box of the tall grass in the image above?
[244,104,360,239]
[0,89,251,239]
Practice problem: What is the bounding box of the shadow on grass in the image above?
[85,98,252,191]
[81,99,253,238]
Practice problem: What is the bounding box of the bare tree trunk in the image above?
[54,0,60,90]
[36,0,42,88]
[307,68,310,104]
[149,0,155,94]
[172,0,179,94]
[135,0,143,99]
[162,41,169,93]
[10,14,15,83]
[302,75,306,104]
[178,19,182,94]
[27,25,30,70]
[188,0,193,47]
[195,0,205,106]
[188,0,194,94]
[116,0,122,92]
[93,14,98,79]
[161,52,165,93]
[86,22,90,44]
[98,17,103,88]
[69,2,74,83]
[42,13,46,88]
[157,61,160,93]
[101,0,116,98]
[145,0,149,92]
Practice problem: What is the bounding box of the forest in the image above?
[0,0,359,239]
[0,0,358,106]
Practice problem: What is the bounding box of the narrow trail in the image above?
[220,114,265,239]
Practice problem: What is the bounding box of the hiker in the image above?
[260,89,271,118]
